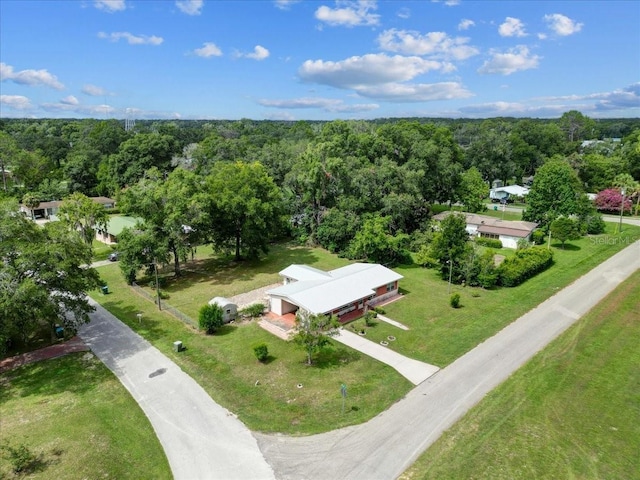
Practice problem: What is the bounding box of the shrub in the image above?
[498,246,553,287]
[364,311,376,326]
[1,442,38,473]
[450,293,461,308]
[253,343,269,362]
[372,306,385,315]
[240,303,265,319]
[198,303,224,334]
[531,229,545,245]
[475,237,502,249]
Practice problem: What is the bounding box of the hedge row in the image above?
[498,246,553,287]
[475,237,503,249]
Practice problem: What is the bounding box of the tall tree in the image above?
[459,167,489,213]
[430,213,471,283]
[0,199,101,353]
[58,192,108,247]
[205,161,284,260]
[523,158,584,227]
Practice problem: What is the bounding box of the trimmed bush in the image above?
[531,229,545,245]
[240,303,265,319]
[475,237,503,249]
[498,246,553,287]
[253,343,269,362]
[198,303,224,334]
[450,293,461,308]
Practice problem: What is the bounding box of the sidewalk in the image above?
[333,329,439,385]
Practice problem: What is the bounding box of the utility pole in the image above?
[154,257,162,310]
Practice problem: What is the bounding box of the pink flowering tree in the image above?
[594,189,633,213]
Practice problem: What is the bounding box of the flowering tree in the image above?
[594,189,633,213]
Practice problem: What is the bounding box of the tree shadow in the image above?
[212,324,238,336]
[314,345,361,369]
[552,242,581,251]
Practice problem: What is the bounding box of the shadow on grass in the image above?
[552,243,581,251]
[314,346,362,369]
[101,299,171,343]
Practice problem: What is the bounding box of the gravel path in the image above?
[229,283,280,309]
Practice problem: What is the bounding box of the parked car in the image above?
[108,252,119,262]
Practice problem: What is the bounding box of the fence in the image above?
[131,283,198,328]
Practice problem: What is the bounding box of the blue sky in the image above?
[1,0,639,120]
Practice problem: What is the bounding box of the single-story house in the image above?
[267,263,403,322]
[433,212,538,249]
[489,185,529,202]
[20,196,116,220]
[96,215,140,244]
[208,297,238,323]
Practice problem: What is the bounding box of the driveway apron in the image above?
[79,299,275,480]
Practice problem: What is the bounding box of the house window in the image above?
[226,309,231,314]
[480,232,499,240]
[386,282,395,292]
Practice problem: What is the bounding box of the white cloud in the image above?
[538,83,640,111]
[274,0,300,10]
[98,31,164,45]
[0,62,64,90]
[431,0,460,6]
[60,95,79,105]
[355,82,473,102]
[82,84,111,96]
[94,0,126,12]
[499,17,527,37]
[299,53,447,89]
[397,7,410,19]
[478,46,540,75]
[258,97,378,112]
[194,42,223,58]
[458,19,475,31]
[0,95,32,110]
[544,13,583,36]
[243,45,270,61]
[40,101,118,116]
[378,29,479,60]
[315,1,380,27]
[176,0,203,15]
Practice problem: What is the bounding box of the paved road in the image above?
[256,239,640,480]
[484,203,640,227]
[78,300,275,480]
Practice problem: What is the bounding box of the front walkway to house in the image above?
[333,330,439,385]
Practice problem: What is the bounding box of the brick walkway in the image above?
[0,337,90,373]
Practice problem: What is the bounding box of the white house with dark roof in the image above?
[433,211,538,249]
[267,263,403,321]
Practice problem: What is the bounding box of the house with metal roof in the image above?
[433,211,538,249]
[267,263,403,322]
[96,215,140,244]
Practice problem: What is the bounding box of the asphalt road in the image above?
[78,300,276,480]
[256,239,640,480]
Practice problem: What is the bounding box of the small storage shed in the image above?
[208,297,238,323]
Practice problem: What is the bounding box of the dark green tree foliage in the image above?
[498,247,553,287]
[205,161,284,260]
[459,167,488,213]
[198,303,224,334]
[58,192,108,247]
[523,159,584,226]
[292,310,340,365]
[116,225,160,285]
[315,208,361,253]
[347,214,409,266]
[431,213,471,283]
[0,199,101,353]
[550,216,581,248]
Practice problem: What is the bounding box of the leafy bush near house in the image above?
[475,237,502,249]
[240,303,265,319]
[253,343,269,362]
[372,306,385,315]
[498,247,554,287]
[198,303,224,334]
[531,229,546,245]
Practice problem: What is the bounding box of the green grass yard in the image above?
[0,353,171,479]
[91,224,640,434]
[400,269,640,480]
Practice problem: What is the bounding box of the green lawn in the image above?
[400,269,640,480]
[0,353,171,479]
[91,225,640,434]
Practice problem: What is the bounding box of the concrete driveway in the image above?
[256,240,640,480]
[79,300,275,480]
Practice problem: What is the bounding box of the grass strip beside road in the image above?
[400,269,640,480]
[0,353,171,479]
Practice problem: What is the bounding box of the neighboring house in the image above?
[96,215,139,244]
[433,212,538,249]
[489,185,529,202]
[208,297,238,323]
[267,263,403,322]
[20,196,116,220]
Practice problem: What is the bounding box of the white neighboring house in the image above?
[267,263,403,321]
[433,212,538,249]
[489,185,529,202]
[20,196,116,220]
